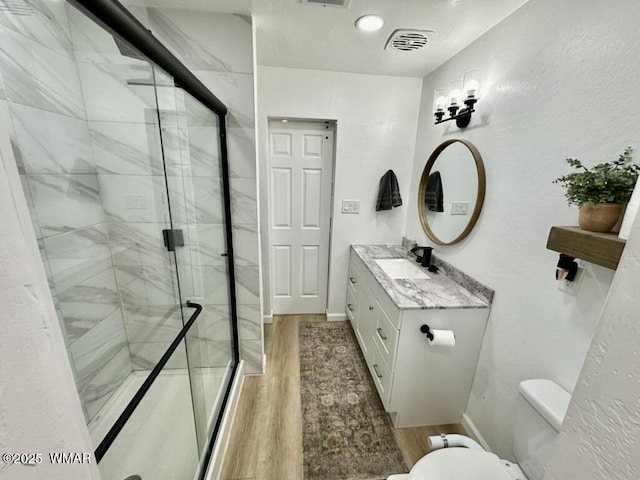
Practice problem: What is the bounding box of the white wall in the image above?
[257,66,422,318]
[405,0,640,458]
[544,187,640,476]
[0,104,99,479]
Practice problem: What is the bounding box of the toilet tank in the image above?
[512,379,571,480]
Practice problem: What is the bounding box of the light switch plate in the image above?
[342,200,360,214]
[451,201,469,215]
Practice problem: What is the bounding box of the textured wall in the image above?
[0,99,99,479]
[405,0,640,458]
[544,206,640,476]
[257,66,422,319]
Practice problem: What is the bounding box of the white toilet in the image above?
[388,379,571,480]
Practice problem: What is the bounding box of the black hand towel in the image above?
[376,170,402,211]
[425,170,444,212]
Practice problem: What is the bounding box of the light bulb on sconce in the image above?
[448,88,461,106]
[433,88,448,122]
[447,84,462,120]
[461,69,481,116]
[463,69,482,99]
[434,69,482,128]
[464,79,480,99]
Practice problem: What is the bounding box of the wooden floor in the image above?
[220,315,466,480]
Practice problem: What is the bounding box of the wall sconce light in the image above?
[434,69,481,128]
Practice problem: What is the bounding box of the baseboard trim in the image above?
[263,310,273,324]
[326,311,347,322]
[204,361,245,480]
[258,353,267,375]
[242,356,267,376]
[461,413,491,451]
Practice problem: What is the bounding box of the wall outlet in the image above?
[451,201,469,215]
[342,199,360,214]
[125,194,147,210]
[557,265,585,296]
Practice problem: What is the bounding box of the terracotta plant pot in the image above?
[578,203,623,232]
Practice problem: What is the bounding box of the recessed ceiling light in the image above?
[355,14,384,32]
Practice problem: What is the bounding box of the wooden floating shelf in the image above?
[546,226,626,270]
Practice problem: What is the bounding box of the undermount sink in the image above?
[374,258,430,280]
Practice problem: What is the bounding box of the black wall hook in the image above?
[420,324,434,341]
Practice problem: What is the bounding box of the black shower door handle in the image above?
[186,301,203,318]
[96,300,203,461]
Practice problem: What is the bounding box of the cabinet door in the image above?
[346,287,357,325]
[369,344,393,410]
[346,262,362,329]
[347,261,360,296]
[357,283,377,365]
[372,302,399,373]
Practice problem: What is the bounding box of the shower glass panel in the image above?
[155,72,235,456]
[0,1,238,479]
[94,351,200,480]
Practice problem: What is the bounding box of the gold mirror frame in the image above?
[418,139,486,245]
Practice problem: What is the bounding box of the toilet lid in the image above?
[408,448,513,480]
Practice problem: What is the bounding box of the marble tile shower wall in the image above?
[142,8,262,373]
[0,2,133,422]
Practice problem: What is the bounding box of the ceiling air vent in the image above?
[301,0,351,8]
[385,29,436,52]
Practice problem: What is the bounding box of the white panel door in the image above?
[269,120,334,314]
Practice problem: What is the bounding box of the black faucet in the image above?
[410,246,433,267]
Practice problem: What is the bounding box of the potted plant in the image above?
[553,147,640,232]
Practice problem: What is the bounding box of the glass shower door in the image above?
[155,72,237,461]
[43,5,240,479]
[92,59,236,480]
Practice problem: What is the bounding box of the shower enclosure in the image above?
[1,0,240,478]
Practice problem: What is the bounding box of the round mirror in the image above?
[418,139,486,245]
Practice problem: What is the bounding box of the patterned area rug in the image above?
[299,321,408,480]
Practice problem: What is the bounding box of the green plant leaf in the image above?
[553,147,639,206]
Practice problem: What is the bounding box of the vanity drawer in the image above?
[366,273,401,329]
[348,261,361,295]
[372,302,399,373]
[369,341,393,410]
[346,288,357,323]
[351,252,402,329]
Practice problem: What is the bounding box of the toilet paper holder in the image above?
[420,324,434,341]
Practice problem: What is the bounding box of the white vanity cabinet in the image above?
[347,249,490,428]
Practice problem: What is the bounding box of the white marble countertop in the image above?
[351,244,492,310]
